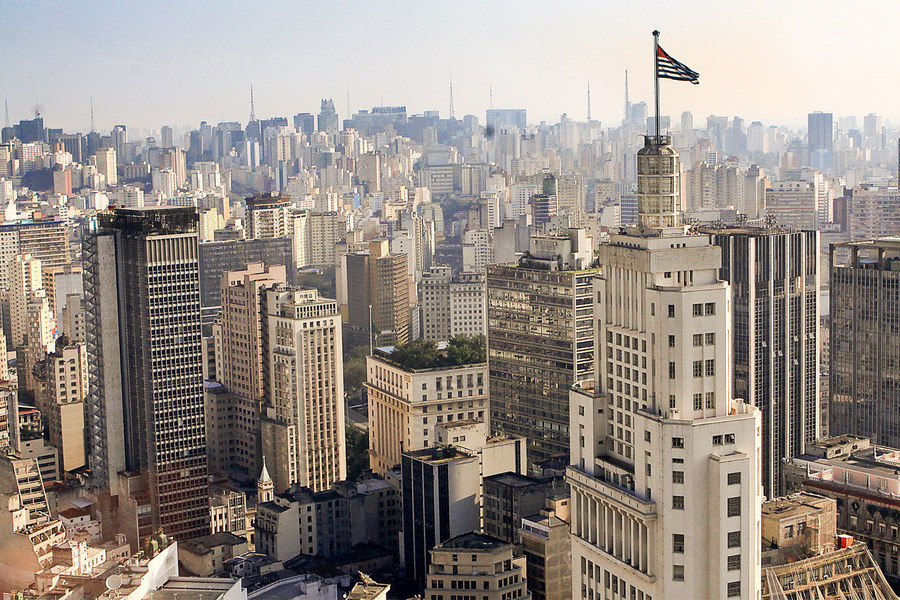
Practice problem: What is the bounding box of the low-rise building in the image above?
[424,532,531,600]
[483,472,563,543]
[179,532,250,577]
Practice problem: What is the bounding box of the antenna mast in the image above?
[90,96,96,133]
[587,82,591,121]
[3,99,8,128]
[449,75,455,119]
[249,85,256,122]
[624,70,630,124]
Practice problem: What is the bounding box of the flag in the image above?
[656,45,699,84]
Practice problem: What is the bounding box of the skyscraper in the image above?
[318,99,339,135]
[709,226,820,497]
[807,112,833,170]
[345,240,411,347]
[568,136,762,600]
[486,228,597,466]
[260,287,346,493]
[83,206,209,543]
[830,239,900,448]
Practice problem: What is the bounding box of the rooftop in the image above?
[436,532,509,551]
[484,472,543,488]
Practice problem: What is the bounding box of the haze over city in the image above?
[2,0,898,131]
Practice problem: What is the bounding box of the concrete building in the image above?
[245,193,293,239]
[487,228,597,466]
[8,253,44,349]
[830,239,900,448]
[419,266,487,340]
[567,135,762,600]
[199,237,295,307]
[255,475,399,562]
[95,147,117,187]
[765,180,826,230]
[38,338,88,473]
[401,437,527,585]
[0,216,71,292]
[261,288,346,493]
[708,226,820,497]
[482,472,562,543]
[211,263,287,475]
[519,497,571,600]
[366,343,488,475]
[345,239,410,346]
[83,206,209,544]
[846,185,900,241]
[424,532,531,600]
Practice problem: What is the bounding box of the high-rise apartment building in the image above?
[95,147,117,187]
[346,240,410,346]
[245,193,292,239]
[260,288,345,493]
[39,339,88,472]
[83,206,209,543]
[211,263,286,475]
[487,228,597,466]
[567,135,762,600]
[830,239,900,447]
[419,266,486,340]
[8,254,44,348]
[709,226,820,497]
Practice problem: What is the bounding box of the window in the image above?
[705,302,716,315]
[668,304,676,318]
[693,393,702,410]
[673,565,684,582]
[692,333,703,347]
[705,332,716,345]
[724,433,735,444]
[784,525,794,539]
[705,359,715,376]
[669,394,676,409]
[668,335,676,347]
[727,582,741,598]
[692,303,703,316]
[727,472,741,485]
[673,534,685,553]
[727,531,741,548]
[673,471,684,484]
[727,554,741,571]
[671,437,684,448]
[669,362,676,379]
[673,495,685,510]
[705,392,715,409]
[727,497,741,517]
[578,405,585,416]
[713,435,723,445]
[693,360,703,377]
[645,430,651,442]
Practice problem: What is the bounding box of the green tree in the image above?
[389,338,440,370]
[445,334,486,366]
[345,425,370,481]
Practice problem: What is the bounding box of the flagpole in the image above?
[653,30,661,143]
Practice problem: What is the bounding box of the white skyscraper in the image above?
[568,135,762,600]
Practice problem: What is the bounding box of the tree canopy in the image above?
[385,334,486,370]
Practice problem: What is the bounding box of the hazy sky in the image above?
[2,1,896,134]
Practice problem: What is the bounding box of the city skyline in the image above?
[3,1,898,132]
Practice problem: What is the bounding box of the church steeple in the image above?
[257,455,274,503]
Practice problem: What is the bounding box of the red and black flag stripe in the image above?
[656,45,699,84]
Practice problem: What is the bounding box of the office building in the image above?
[83,206,209,544]
[419,266,486,340]
[830,239,900,447]
[198,237,295,307]
[846,185,900,240]
[808,112,833,170]
[8,253,44,348]
[423,532,531,600]
[709,226,820,497]
[210,263,287,475]
[95,147,117,187]
[486,228,597,465]
[482,472,562,543]
[245,193,292,239]
[318,99,339,135]
[366,342,488,475]
[260,288,345,493]
[401,438,527,586]
[346,239,411,346]
[38,338,88,473]
[568,135,762,600]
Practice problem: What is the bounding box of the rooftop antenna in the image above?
[587,82,592,121]
[489,83,493,110]
[624,70,630,124]
[449,74,455,119]
[3,99,8,128]
[90,96,96,133]
[249,85,256,122]
[346,86,351,118]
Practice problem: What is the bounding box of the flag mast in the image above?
[653,30,661,143]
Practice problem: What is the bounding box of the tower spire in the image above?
[624,70,630,125]
[587,82,592,121]
[250,85,256,122]
[449,74,455,119]
[489,83,493,110]
[90,96,95,133]
[3,99,8,128]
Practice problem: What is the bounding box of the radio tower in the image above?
[587,82,592,121]
[3,99,8,128]
[624,70,630,125]
[449,75,455,119]
[249,85,256,122]
[90,96,96,133]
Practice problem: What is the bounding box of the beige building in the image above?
[261,288,346,493]
[761,492,836,554]
[345,239,411,346]
[95,147,117,187]
[520,497,571,600]
[212,262,287,475]
[366,345,488,475]
[8,253,44,348]
[424,532,531,600]
[40,339,88,473]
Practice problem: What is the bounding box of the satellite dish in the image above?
[105,574,123,591]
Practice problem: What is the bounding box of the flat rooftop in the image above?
[437,532,508,551]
